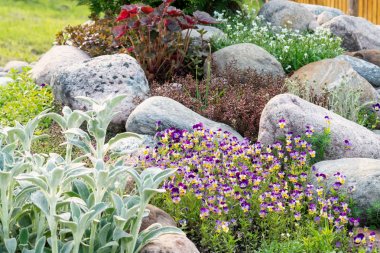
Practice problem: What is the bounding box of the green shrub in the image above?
[76,0,245,17]
[0,69,53,129]
[56,18,127,57]
[76,0,128,17]
[212,8,344,73]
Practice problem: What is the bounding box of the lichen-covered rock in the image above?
[52,54,149,131]
[31,45,90,85]
[209,43,285,80]
[322,15,380,51]
[290,58,378,102]
[336,55,380,88]
[258,0,316,32]
[140,234,200,253]
[313,158,380,212]
[125,96,242,139]
[258,94,380,159]
[4,60,29,73]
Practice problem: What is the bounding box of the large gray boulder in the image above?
[313,158,380,212]
[32,46,90,85]
[336,55,380,88]
[299,3,344,16]
[258,0,316,32]
[290,59,378,102]
[125,96,243,139]
[317,11,337,26]
[322,15,380,52]
[258,94,380,159]
[210,43,285,80]
[140,205,177,232]
[141,234,200,253]
[4,60,29,73]
[183,25,226,42]
[52,54,149,131]
[346,49,380,67]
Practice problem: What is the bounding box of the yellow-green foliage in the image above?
[0,69,54,128]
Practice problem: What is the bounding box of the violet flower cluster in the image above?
[140,118,357,241]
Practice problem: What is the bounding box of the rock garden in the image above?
[1,0,380,252]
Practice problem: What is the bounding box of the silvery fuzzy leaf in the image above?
[143,188,166,202]
[97,241,119,253]
[17,174,48,192]
[135,226,185,253]
[59,241,74,253]
[98,223,112,246]
[112,227,133,241]
[30,191,49,216]
[5,238,17,253]
[34,236,46,253]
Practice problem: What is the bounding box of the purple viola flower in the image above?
[239,179,249,189]
[373,103,380,111]
[324,115,331,124]
[40,83,47,87]
[344,139,352,150]
[241,201,250,213]
[155,120,162,130]
[353,233,365,245]
[200,207,210,219]
[192,122,204,130]
[333,181,342,190]
[278,118,286,129]
[259,209,267,218]
[349,218,360,227]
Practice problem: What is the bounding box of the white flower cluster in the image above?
[212,8,344,72]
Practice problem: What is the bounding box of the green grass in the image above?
[0,0,89,66]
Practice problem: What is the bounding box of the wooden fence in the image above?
[293,0,380,24]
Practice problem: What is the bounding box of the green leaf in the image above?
[35,236,46,253]
[98,223,112,246]
[73,180,90,202]
[50,167,65,188]
[16,174,48,192]
[19,228,29,245]
[30,191,49,216]
[59,241,74,253]
[5,238,17,253]
[0,171,12,187]
[143,188,165,202]
[97,241,119,253]
[113,227,133,241]
[135,226,185,253]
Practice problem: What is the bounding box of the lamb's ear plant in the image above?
[0,94,184,253]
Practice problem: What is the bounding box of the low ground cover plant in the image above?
[151,66,284,139]
[212,8,344,73]
[285,77,380,130]
[141,119,377,252]
[0,95,183,253]
[0,69,53,130]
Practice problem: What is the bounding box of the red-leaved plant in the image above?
[113,0,218,81]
